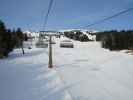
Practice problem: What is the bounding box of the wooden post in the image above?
[22,47,25,55]
[48,35,53,68]
[21,42,25,55]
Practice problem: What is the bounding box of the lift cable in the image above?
[75,7,133,29]
[42,0,54,31]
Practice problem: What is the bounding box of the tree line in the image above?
[96,30,133,50]
[64,30,91,42]
[0,20,28,58]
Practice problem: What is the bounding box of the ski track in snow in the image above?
[0,37,133,100]
[0,48,72,100]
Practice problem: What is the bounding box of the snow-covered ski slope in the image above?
[0,37,133,100]
[0,48,72,100]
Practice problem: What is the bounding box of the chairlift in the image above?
[36,39,48,48]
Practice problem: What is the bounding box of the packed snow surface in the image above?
[0,37,133,100]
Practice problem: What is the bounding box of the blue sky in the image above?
[0,0,133,31]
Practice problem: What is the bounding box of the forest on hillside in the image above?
[96,30,133,50]
[0,20,27,58]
